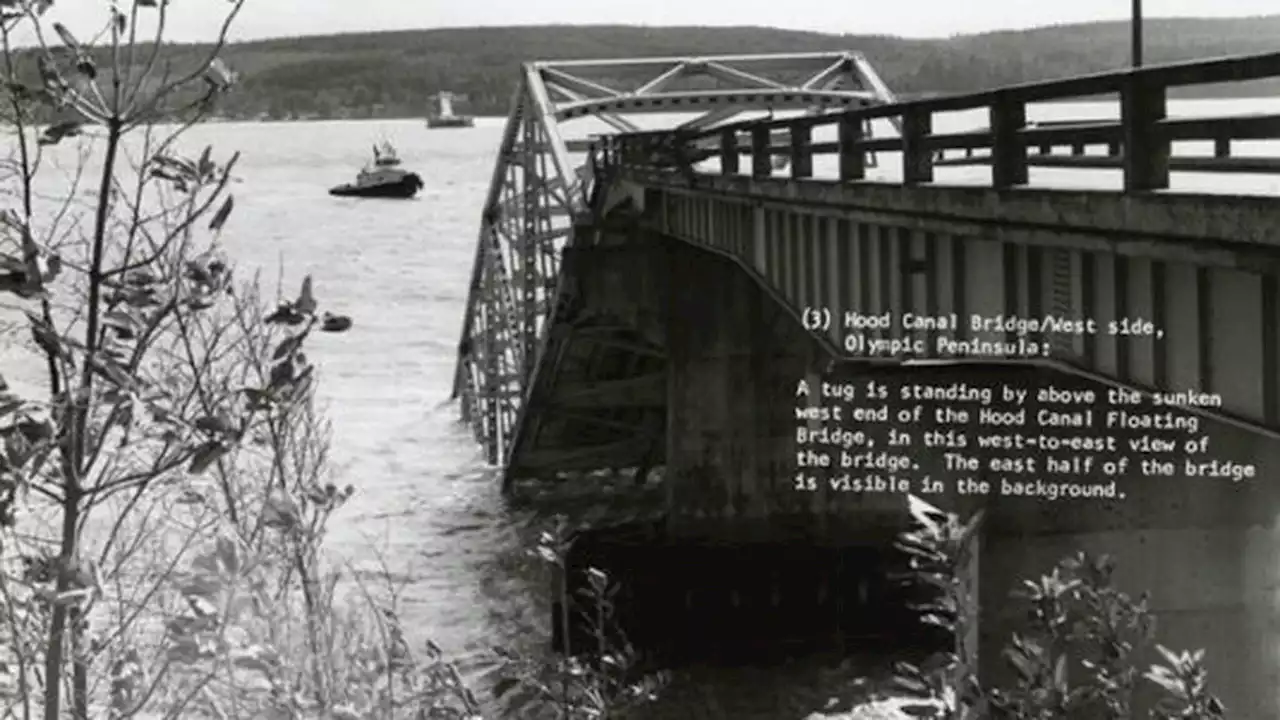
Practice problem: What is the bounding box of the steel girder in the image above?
[451,51,899,469]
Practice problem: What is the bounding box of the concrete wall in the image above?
[661,232,918,542]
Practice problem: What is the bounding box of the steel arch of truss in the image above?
[451,51,899,468]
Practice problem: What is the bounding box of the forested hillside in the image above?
[158,20,1280,119]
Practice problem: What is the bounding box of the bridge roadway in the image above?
[453,50,1280,718]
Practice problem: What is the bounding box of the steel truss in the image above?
[451,51,899,468]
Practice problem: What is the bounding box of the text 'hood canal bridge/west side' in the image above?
[452,49,1280,718]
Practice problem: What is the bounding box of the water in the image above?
[180,119,554,669]
[1,97,1276,718]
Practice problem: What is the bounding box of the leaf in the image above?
[1053,653,1068,691]
[215,536,240,575]
[165,639,205,665]
[52,587,93,606]
[103,310,137,339]
[1004,646,1037,682]
[0,397,21,419]
[0,271,32,298]
[207,194,234,231]
[16,419,53,443]
[241,387,274,410]
[91,354,135,389]
[262,496,298,530]
[151,154,197,181]
[187,441,226,474]
[493,677,519,698]
[51,22,79,51]
[267,360,294,392]
[1154,644,1181,668]
[124,268,158,286]
[907,494,947,534]
[38,120,82,146]
[193,413,235,435]
[176,489,204,504]
[321,313,352,332]
[272,332,306,360]
[26,312,66,359]
[893,676,931,695]
[295,275,316,314]
[898,703,943,718]
[197,145,213,179]
[231,653,273,674]
[264,302,305,325]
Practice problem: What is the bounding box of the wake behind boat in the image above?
[329,142,424,199]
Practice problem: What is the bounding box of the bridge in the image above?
[452,50,1280,717]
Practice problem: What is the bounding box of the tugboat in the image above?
[328,142,424,199]
[426,91,474,129]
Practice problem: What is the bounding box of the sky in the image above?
[32,0,1280,44]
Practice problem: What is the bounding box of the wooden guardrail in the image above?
[597,50,1280,192]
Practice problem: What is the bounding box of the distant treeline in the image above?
[31,20,1280,121]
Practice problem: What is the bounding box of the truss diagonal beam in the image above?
[703,60,788,89]
[542,67,622,99]
[542,75,639,133]
[635,64,685,95]
[803,56,852,90]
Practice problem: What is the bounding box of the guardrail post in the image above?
[619,136,636,166]
[1121,75,1169,191]
[990,94,1028,189]
[901,107,933,185]
[837,114,865,181]
[790,121,813,179]
[751,125,771,179]
[720,129,740,175]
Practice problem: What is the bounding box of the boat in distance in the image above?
[426,91,474,128]
[328,142,424,199]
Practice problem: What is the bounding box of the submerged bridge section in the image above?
[454,50,1280,718]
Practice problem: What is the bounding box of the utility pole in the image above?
[1131,0,1144,68]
